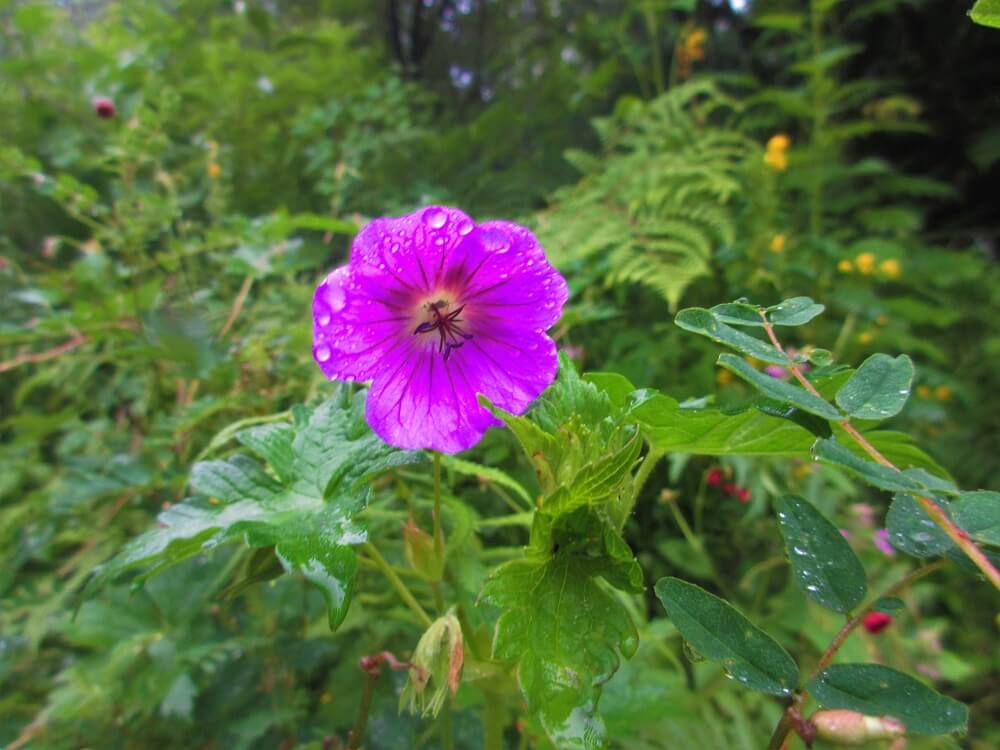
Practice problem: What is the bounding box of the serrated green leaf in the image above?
[675,307,792,366]
[808,664,968,735]
[970,0,1000,29]
[766,297,825,326]
[439,455,533,508]
[835,354,914,420]
[654,578,799,696]
[774,496,867,612]
[584,372,638,410]
[481,552,639,749]
[236,423,296,483]
[718,354,842,421]
[90,387,420,629]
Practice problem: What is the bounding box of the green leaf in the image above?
[653,578,799,696]
[481,551,639,749]
[872,596,905,613]
[808,348,834,367]
[808,664,968,735]
[835,354,914,420]
[91,387,421,629]
[970,0,1000,29]
[774,496,867,613]
[675,307,792,366]
[439,455,533,508]
[584,372,638,410]
[766,297,825,326]
[709,300,764,327]
[717,354,843,421]
[886,493,953,558]
[952,490,1000,547]
[811,438,950,494]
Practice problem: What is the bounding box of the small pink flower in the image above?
[839,528,851,540]
[873,528,895,556]
[92,96,116,119]
[863,612,892,634]
[736,487,751,504]
[850,503,875,527]
[706,468,724,488]
[764,365,788,379]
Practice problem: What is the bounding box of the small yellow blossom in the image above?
[207,162,222,178]
[857,331,874,345]
[879,258,901,278]
[767,134,791,152]
[916,384,931,399]
[716,369,734,386]
[935,385,952,402]
[676,27,708,80]
[855,252,876,274]
[837,259,854,273]
[763,149,788,171]
[769,234,786,253]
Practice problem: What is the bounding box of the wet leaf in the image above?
[675,307,793,365]
[654,577,799,696]
[835,353,914,420]
[717,354,842,421]
[774,495,867,613]
[808,664,968,735]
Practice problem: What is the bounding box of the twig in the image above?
[0,333,87,373]
[348,652,413,749]
[219,274,254,337]
[759,313,1000,590]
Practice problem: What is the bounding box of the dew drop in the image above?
[317,312,331,326]
[423,207,448,229]
[315,344,332,363]
[457,218,473,236]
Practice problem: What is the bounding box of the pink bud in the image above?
[863,611,893,634]
[706,468,724,487]
[736,487,751,504]
[92,96,116,119]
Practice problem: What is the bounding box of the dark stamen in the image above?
[414,301,473,359]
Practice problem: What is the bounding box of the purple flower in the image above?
[874,528,895,556]
[764,365,788,379]
[312,206,568,453]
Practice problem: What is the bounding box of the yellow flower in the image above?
[879,258,901,278]
[916,384,931,399]
[855,252,876,274]
[767,134,791,152]
[769,234,786,253]
[675,27,708,80]
[716,369,734,386]
[935,385,952,402]
[857,331,874,345]
[206,162,222,178]
[837,259,854,273]
[763,149,788,171]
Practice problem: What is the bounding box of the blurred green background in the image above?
[1,1,998,748]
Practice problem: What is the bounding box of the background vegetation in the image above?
[1,1,998,748]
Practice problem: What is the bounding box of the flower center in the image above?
[413,299,472,360]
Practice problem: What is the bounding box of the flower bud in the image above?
[92,96,116,119]
[811,710,905,745]
[403,517,444,581]
[863,611,893,634]
[706,468,724,488]
[400,610,464,718]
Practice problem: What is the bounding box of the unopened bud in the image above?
[400,610,464,718]
[811,710,905,745]
[403,517,444,581]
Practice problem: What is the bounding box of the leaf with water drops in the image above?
[481,548,640,750]
[765,297,825,326]
[808,664,968,735]
[717,354,843,421]
[952,490,1000,547]
[675,307,794,366]
[886,492,954,558]
[774,495,867,613]
[811,438,956,495]
[653,577,799,696]
[88,386,421,628]
[835,353,915,420]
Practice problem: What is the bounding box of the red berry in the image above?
[723,482,737,495]
[707,468,724,487]
[863,612,893,634]
[92,96,116,119]
[736,487,751,503]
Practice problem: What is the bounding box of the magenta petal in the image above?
[311,206,568,453]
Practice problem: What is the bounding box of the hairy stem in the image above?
[760,314,1000,590]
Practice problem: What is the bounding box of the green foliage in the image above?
[969,0,1000,28]
[808,664,969,734]
[537,81,755,310]
[835,353,915,420]
[774,495,868,613]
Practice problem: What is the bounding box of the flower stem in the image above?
[766,560,946,750]
[634,448,665,499]
[347,671,378,750]
[361,542,433,628]
[759,313,1000,590]
[483,692,504,750]
[433,452,445,561]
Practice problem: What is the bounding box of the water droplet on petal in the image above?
[423,207,448,229]
[314,344,332,363]
[457,218,473,235]
[317,312,331,326]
